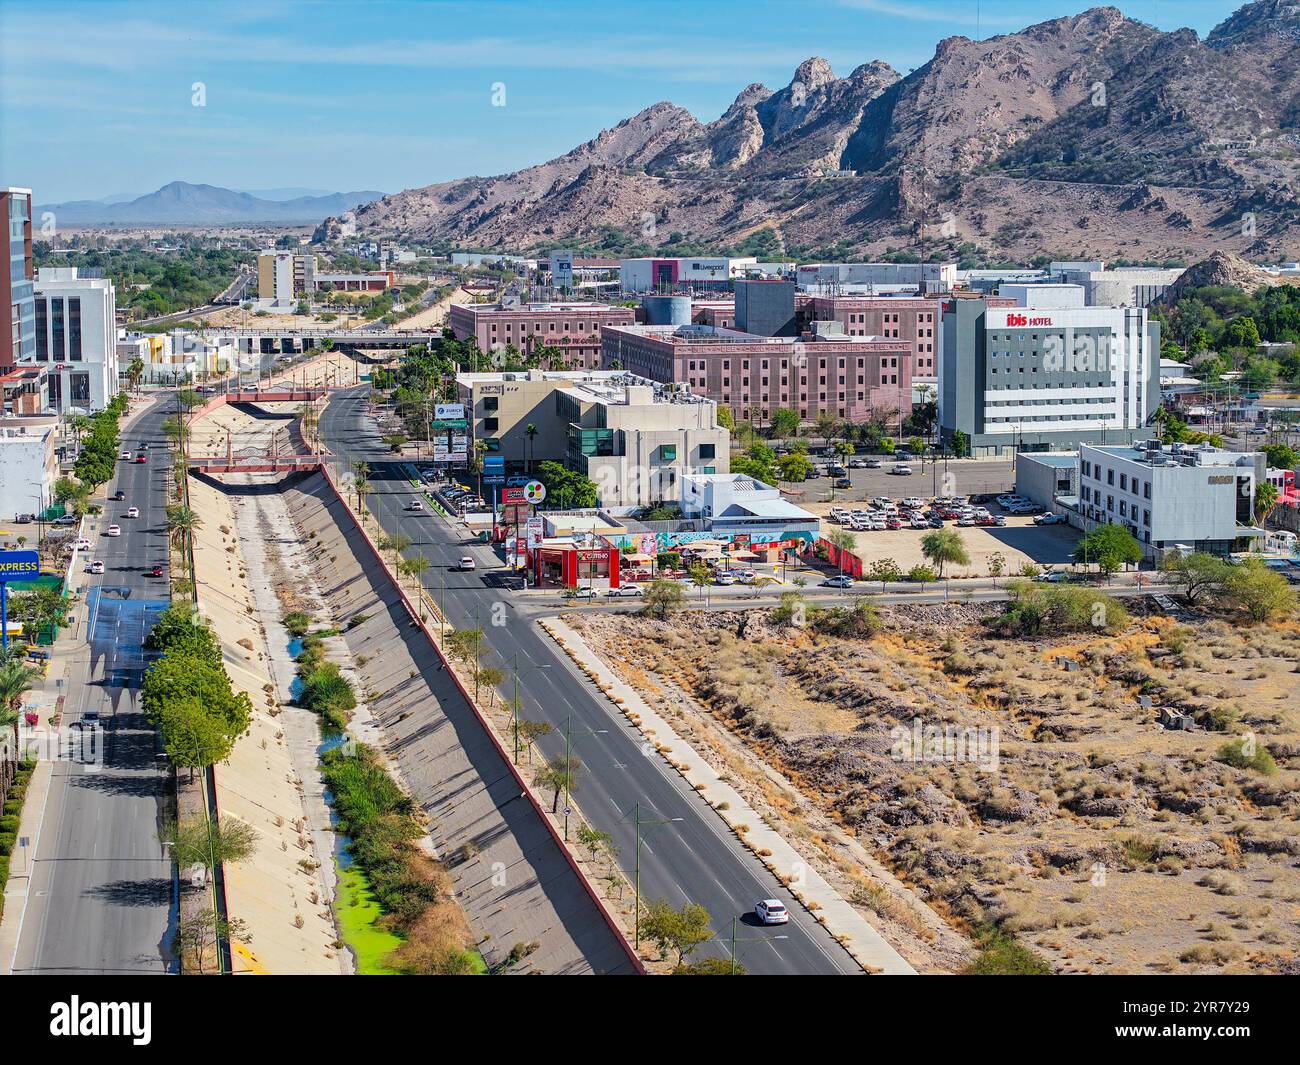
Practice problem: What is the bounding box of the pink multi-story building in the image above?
[601,323,912,426]
[808,296,940,382]
[449,301,636,369]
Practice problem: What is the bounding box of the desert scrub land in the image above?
[570,589,1300,975]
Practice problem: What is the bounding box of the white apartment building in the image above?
[31,267,119,412]
[1078,441,1265,555]
[0,419,58,521]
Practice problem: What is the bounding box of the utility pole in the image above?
[626,803,683,950]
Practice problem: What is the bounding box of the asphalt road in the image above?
[321,388,861,975]
[9,400,176,974]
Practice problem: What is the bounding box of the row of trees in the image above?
[71,392,129,487]
[141,605,251,775]
[1161,552,1297,623]
[1157,283,1300,390]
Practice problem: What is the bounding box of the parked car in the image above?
[126,507,139,519]
[73,538,92,551]
[755,899,790,925]
[833,477,852,489]
[458,556,476,571]
[1034,570,1069,583]
[606,585,643,598]
[848,458,866,469]
[889,464,913,476]
[864,458,883,469]
[565,586,598,599]
[715,573,738,585]
[105,524,121,537]
[1034,512,1069,525]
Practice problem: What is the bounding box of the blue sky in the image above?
[0,0,1243,203]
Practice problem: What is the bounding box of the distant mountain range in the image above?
[38,182,385,226]
[337,1,1300,262]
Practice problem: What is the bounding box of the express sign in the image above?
[1004,312,1054,328]
[0,550,40,579]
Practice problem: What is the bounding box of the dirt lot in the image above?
[571,602,1300,974]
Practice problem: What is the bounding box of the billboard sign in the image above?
[526,515,545,548]
[0,550,40,580]
[502,486,527,505]
[553,249,574,291]
[523,480,547,504]
[435,403,465,420]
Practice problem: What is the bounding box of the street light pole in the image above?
[627,803,683,950]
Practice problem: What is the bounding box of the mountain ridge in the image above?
[38,181,385,226]
[334,2,1300,262]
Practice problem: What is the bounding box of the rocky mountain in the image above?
[1161,250,1300,303]
[335,3,1300,262]
[39,182,385,226]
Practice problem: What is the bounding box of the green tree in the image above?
[1160,551,1233,603]
[535,460,598,509]
[1262,443,1299,470]
[163,814,258,871]
[777,451,812,483]
[642,578,685,617]
[1073,523,1143,576]
[769,407,800,442]
[533,755,580,813]
[640,898,715,967]
[715,405,735,430]
[1224,558,1297,622]
[866,557,902,588]
[920,528,970,577]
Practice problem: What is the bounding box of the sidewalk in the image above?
[0,750,53,974]
[541,616,917,975]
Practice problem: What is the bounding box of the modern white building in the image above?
[999,283,1086,309]
[1050,264,1185,308]
[619,257,784,293]
[31,267,119,412]
[798,261,957,294]
[1077,441,1265,555]
[940,297,1160,456]
[0,419,58,522]
[678,472,820,547]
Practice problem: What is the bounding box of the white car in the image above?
[889,464,913,476]
[120,450,131,460]
[458,556,476,571]
[1034,512,1068,525]
[126,507,139,519]
[606,584,644,598]
[105,524,121,537]
[715,573,738,585]
[404,500,424,511]
[73,538,92,551]
[1034,570,1069,583]
[88,559,105,574]
[755,899,790,925]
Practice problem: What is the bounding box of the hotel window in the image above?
[483,396,498,411]
[35,298,47,360]
[699,443,715,460]
[51,298,65,358]
[483,418,499,432]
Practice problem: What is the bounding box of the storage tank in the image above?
[642,295,692,326]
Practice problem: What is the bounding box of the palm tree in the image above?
[0,652,41,807]
[68,413,92,454]
[128,357,145,395]
[524,423,538,474]
[165,506,203,568]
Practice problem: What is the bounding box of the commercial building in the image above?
[455,369,729,508]
[602,322,912,427]
[31,267,119,412]
[257,250,392,302]
[1,188,35,372]
[679,472,819,549]
[940,297,1159,457]
[448,302,636,369]
[619,257,792,294]
[734,279,798,338]
[805,295,940,385]
[0,418,58,522]
[1050,264,1184,308]
[797,261,957,295]
[0,365,48,415]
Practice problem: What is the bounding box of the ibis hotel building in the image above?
[940,298,1159,457]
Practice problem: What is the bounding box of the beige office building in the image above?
[455,369,730,508]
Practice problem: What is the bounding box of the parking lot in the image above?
[811,490,1082,576]
[780,455,1017,508]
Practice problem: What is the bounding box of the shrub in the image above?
[282,611,312,637]
[965,923,1053,975]
[1215,738,1278,776]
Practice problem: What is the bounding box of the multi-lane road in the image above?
[320,387,862,975]
[8,399,176,974]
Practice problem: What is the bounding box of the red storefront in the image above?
[531,539,621,590]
